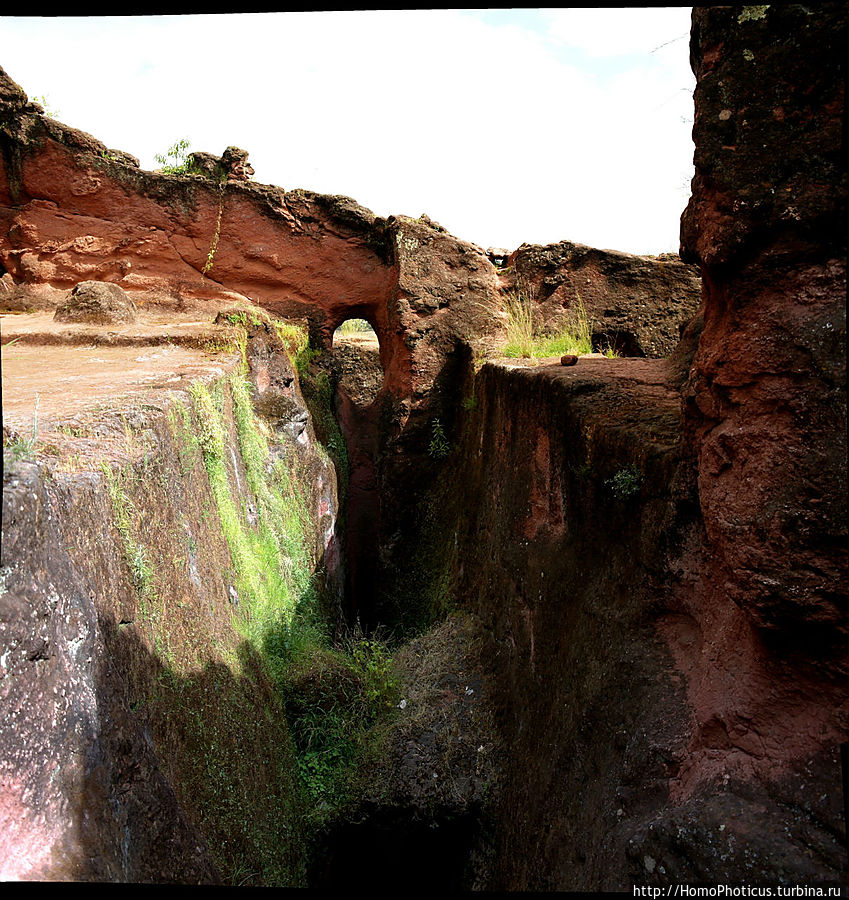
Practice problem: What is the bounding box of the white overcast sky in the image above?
[0,9,695,255]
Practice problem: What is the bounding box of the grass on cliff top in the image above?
[214,306,311,371]
[502,286,598,359]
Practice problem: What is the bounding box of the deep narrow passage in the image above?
[330,320,386,629]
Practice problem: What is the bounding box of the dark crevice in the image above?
[308,808,487,890]
[328,320,385,631]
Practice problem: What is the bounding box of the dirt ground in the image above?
[1,311,240,457]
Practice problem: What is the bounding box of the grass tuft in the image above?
[503,284,594,359]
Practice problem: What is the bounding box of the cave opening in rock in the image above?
[591,329,646,358]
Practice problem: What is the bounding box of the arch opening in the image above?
[332,317,378,344]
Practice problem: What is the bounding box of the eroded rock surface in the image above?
[1,329,337,884]
[680,5,848,644]
[501,241,702,357]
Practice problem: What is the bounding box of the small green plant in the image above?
[606,464,642,500]
[32,94,58,118]
[428,418,450,459]
[155,138,194,175]
[349,637,398,710]
[3,393,39,462]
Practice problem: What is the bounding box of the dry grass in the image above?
[503,282,594,359]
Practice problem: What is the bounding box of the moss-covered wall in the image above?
[1,330,338,882]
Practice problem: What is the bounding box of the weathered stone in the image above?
[186,150,225,180]
[0,328,337,883]
[53,280,138,324]
[221,145,254,182]
[501,240,702,358]
[680,4,848,640]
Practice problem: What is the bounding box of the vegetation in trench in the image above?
[502,282,536,357]
[428,417,451,460]
[157,386,307,886]
[186,369,395,829]
[503,284,594,359]
[294,341,321,377]
[101,458,158,611]
[606,464,643,500]
[189,376,303,651]
[282,632,399,817]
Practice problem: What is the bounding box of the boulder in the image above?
[221,146,254,182]
[53,281,138,325]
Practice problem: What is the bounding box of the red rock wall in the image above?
[435,5,849,889]
[680,5,848,645]
[0,66,503,410]
[0,336,339,882]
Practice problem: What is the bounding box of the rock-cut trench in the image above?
[328,324,386,629]
[2,6,847,886]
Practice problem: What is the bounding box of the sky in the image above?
[0,9,695,255]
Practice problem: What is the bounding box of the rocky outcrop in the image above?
[185,146,255,183]
[0,65,397,327]
[426,5,847,889]
[443,353,846,888]
[0,59,702,634]
[2,3,847,887]
[500,241,702,357]
[0,65,501,404]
